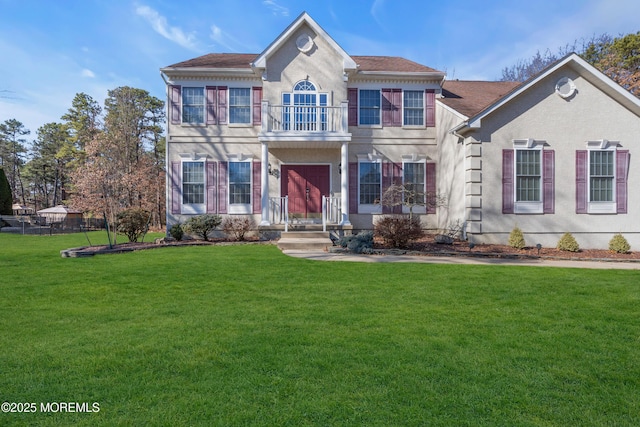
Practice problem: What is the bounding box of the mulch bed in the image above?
[62,235,639,263]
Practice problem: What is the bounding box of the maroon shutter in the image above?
[382,89,391,126]
[576,150,588,214]
[206,86,217,125]
[392,89,402,126]
[206,161,217,213]
[425,89,435,127]
[426,162,436,214]
[217,86,227,124]
[543,150,555,214]
[348,88,358,126]
[616,150,629,213]
[170,85,181,125]
[218,161,228,214]
[502,150,514,214]
[393,163,403,214]
[171,161,181,214]
[382,162,392,214]
[349,162,358,214]
[252,161,261,214]
[252,87,262,126]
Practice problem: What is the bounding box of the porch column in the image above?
[260,141,270,226]
[340,141,351,225]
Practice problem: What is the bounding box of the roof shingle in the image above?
[440,80,521,117]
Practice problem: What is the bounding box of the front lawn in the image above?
[1,232,639,426]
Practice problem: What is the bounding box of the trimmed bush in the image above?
[508,226,526,249]
[609,233,631,254]
[222,216,255,241]
[557,232,580,252]
[339,231,374,254]
[169,223,184,241]
[374,215,423,249]
[183,214,222,241]
[116,209,151,242]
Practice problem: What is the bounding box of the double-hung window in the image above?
[182,87,205,124]
[228,161,252,213]
[516,150,541,204]
[577,140,626,214]
[403,161,426,209]
[182,161,205,214]
[229,88,251,124]
[403,91,424,126]
[358,159,382,213]
[359,90,381,126]
[589,150,614,203]
[503,139,554,214]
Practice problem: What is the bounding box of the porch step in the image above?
[277,231,333,251]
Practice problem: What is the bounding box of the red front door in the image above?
[281,165,330,218]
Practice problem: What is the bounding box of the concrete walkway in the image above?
[282,250,640,270]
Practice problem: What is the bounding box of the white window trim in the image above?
[179,153,207,214]
[227,154,253,214]
[401,154,427,214]
[587,140,617,214]
[357,153,382,213]
[181,86,206,126]
[513,139,544,214]
[228,87,253,127]
[402,90,425,128]
[358,89,382,128]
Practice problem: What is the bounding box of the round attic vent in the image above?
[555,77,576,98]
[296,33,314,53]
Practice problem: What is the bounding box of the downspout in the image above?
[448,122,469,240]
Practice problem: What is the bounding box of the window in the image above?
[282,81,328,131]
[516,150,541,202]
[403,162,425,205]
[359,90,380,125]
[502,140,554,214]
[182,161,205,213]
[577,141,628,214]
[182,87,205,124]
[359,162,381,205]
[403,91,424,126]
[589,150,614,202]
[229,88,251,124]
[228,161,251,212]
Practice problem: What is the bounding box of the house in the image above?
[162,11,640,249]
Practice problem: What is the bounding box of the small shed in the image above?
[37,205,83,227]
[12,204,34,216]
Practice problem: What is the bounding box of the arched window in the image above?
[282,81,327,131]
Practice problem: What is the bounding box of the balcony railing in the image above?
[261,102,348,134]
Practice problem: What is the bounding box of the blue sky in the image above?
[1,0,638,138]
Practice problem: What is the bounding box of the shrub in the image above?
[183,214,222,241]
[339,231,374,254]
[169,223,184,241]
[508,226,526,249]
[609,233,631,254]
[222,216,256,241]
[116,209,151,242]
[557,232,580,252]
[374,215,423,249]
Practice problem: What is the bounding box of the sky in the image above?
[1,0,639,140]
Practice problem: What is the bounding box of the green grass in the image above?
[1,232,639,426]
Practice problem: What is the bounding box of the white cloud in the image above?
[135,4,198,51]
[81,69,96,78]
[263,0,289,17]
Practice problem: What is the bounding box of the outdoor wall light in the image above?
[468,242,475,251]
[268,163,280,179]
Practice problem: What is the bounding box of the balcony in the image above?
[259,101,351,146]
